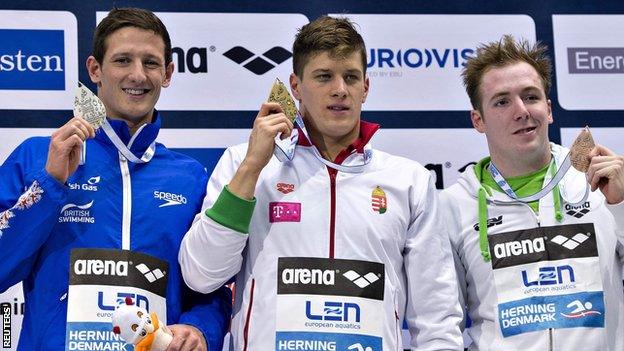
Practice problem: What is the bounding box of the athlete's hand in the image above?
[243,102,294,172]
[166,324,207,351]
[228,102,294,200]
[587,144,624,204]
[45,117,95,184]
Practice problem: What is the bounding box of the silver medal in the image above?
[74,82,106,130]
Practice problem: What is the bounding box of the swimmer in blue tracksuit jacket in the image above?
[0,7,230,351]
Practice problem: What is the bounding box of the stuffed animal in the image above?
[112,296,173,351]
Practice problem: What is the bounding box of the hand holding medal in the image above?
[44,82,99,183]
[490,126,624,205]
[572,127,624,204]
[267,78,300,162]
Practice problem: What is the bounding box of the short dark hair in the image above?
[462,35,552,112]
[92,7,172,66]
[292,16,367,77]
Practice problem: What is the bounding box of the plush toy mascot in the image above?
[112,296,173,351]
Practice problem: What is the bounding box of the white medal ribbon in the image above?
[273,114,372,173]
[488,152,589,205]
[100,119,156,163]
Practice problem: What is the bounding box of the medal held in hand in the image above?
[73,82,107,165]
[268,78,298,123]
[74,82,106,131]
[570,126,596,173]
[268,78,299,162]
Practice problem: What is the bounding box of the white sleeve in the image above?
[606,199,624,265]
[440,189,469,331]
[404,174,464,350]
[179,146,251,294]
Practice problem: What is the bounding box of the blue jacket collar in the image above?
[96,111,161,156]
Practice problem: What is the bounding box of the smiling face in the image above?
[87,26,173,130]
[290,50,369,152]
[471,61,553,175]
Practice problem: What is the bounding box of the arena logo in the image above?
[0,29,65,90]
[367,48,474,69]
[565,201,591,218]
[171,46,209,73]
[223,46,292,75]
[73,258,129,277]
[281,267,336,286]
[493,236,547,259]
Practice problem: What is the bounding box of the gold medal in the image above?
[267,78,298,122]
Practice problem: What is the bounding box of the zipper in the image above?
[549,327,553,351]
[243,279,256,351]
[328,168,337,258]
[119,154,131,250]
[394,310,401,351]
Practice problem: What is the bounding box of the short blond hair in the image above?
[462,35,551,111]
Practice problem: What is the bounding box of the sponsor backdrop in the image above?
[1,1,624,350]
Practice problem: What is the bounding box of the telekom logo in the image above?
[269,202,301,223]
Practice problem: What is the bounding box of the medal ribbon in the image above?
[273,113,372,173]
[100,119,156,163]
[488,152,588,205]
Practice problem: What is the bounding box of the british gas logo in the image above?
[0,29,65,90]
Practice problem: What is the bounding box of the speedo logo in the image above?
[493,237,547,259]
[153,191,187,208]
[73,259,129,276]
[281,268,336,286]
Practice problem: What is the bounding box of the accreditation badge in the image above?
[65,248,168,351]
[489,223,604,337]
[275,257,384,351]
